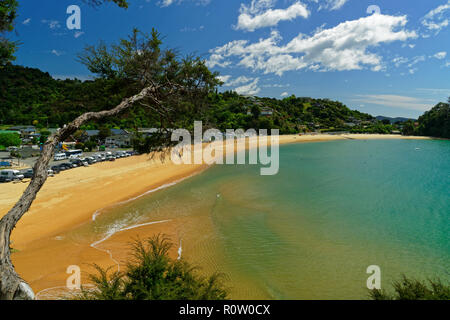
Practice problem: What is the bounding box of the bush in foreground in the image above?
[369,275,450,300]
[77,234,228,300]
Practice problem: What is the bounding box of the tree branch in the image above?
[0,85,157,300]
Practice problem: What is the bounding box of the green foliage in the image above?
[77,28,220,130]
[0,0,17,32]
[206,93,374,134]
[402,120,417,136]
[416,102,450,138]
[77,235,228,300]
[98,126,111,141]
[0,132,20,147]
[84,140,97,151]
[39,129,51,144]
[351,122,394,134]
[75,142,84,150]
[400,100,449,138]
[0,0,18,65]
[0,64,377,135]
[84,0,129,8]
[369,275,450,300]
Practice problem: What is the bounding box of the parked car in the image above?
[79,158,89,166]
[51,166,61,174]
[94,154,106,162]
[23,169,34,178]
[0,169,24,182]
[54,153,67,161]
[107,155,116,161]
[58,163,74,170]
[56,164,67,171]
[115,151,127,158]
[70,159,88,167]
[84,157,96,165]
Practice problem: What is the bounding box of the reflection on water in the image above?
[66,140,450,299]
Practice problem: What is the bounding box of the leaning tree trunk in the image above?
[0,86,157,299]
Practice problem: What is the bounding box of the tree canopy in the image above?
[0,132,20,147]
[0,0,18,66]
[84,0,129,8]
[417,101,450,138]
[401,99,450,138]
[0,64,375,134]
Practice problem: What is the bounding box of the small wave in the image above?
[177,239,183,260]
[90,219,172,268]
[91,173,199,222]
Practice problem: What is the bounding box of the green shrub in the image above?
[0,132,20,147]
[369,275,450,300]
[77,234,229,300]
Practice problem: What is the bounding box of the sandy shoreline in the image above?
[0,134,432,299]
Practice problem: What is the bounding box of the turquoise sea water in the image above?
[87,139,450,299]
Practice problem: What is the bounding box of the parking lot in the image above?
[0,149,136,183]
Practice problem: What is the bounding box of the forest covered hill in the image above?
[0,64,374,133]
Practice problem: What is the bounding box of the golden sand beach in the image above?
[0,134,432,299]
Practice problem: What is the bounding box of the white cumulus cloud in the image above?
[422,1,450,34]
[236,0,310,32]
[218,75,256,87]
[315,0,349,11]
[432,51,447,60]
[208,14,417,75]
[234,78,261,96]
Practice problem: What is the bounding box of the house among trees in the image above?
[7,126,36,139]
[110,129,129,136]
[260,107,274,116]
[105,134,132,148]
[85,130,100,139]
[104,129,132,148]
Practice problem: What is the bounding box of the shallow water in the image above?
[71,139,450,299]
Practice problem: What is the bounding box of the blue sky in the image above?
[11,0,450,118]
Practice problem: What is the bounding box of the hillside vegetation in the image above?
[402,101,450,139]
[3,64,448,138]
[0,64,373,133]
[417,102,450,138]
